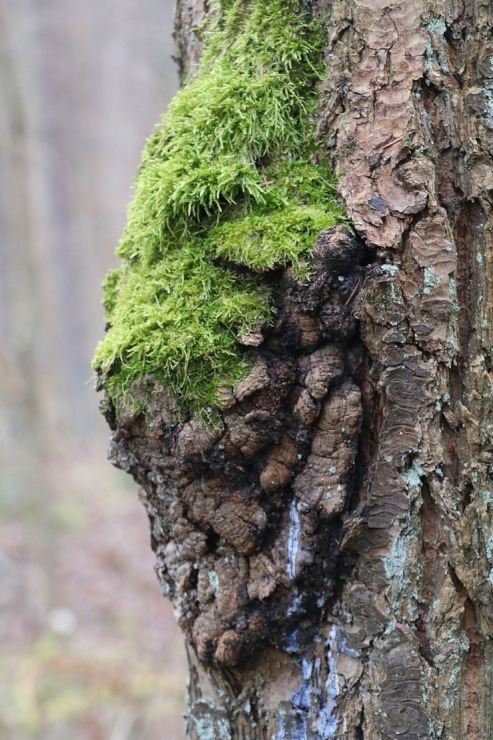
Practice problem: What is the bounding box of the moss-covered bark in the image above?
[97,0,493,737]
[94,0,345,417]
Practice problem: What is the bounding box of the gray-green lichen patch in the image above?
[402,459,426,491]
[189,712,231,740]
[93,0,345,418]
[423,266,441,295]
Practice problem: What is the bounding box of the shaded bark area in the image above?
[100,0,493,737]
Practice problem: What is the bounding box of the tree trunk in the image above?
[102,1,493,737]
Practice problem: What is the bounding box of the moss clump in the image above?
[96,243,270,412]
[94,0,345,418]
[209,160,344,271]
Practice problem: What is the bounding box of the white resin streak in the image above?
[287,497,301,580]
[316,624,340,738]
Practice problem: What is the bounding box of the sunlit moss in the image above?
[94,0,345,418]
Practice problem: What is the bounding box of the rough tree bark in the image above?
[102,1,493,737]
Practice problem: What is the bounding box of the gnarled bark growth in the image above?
[100,1,493,737]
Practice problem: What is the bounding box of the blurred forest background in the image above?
[0,0,188,737]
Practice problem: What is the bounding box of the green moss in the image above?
[94,0,345,418]
[101,268,122,315]
[95,241,271,412]
[209,160,345,271]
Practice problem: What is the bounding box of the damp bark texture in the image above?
[101,1,493,737]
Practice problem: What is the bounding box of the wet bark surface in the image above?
[100,1,493,737]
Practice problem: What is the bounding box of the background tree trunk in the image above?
[105,1,493,736]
